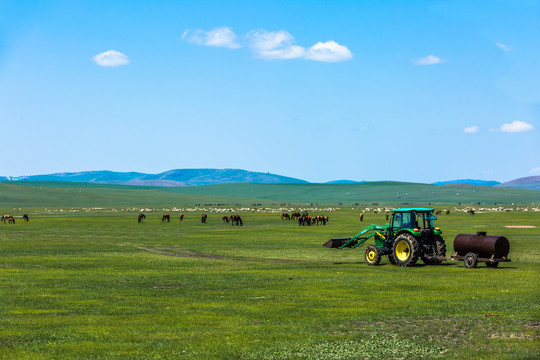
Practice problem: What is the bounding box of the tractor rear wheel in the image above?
[364,245,382,265]
[422,236,446,265]
[393,233,420,267]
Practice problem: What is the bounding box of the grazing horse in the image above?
[291,212,301,220]
[22,214,29,222]
[230,215,243,226]
[360,213,364,222]
[201,214,207,223]
[138,213,146,223]
[222,215,230,223]
[162,213,170,222]
[467,209,475,215]
[316,215,326,226]
[445,210,450,215]
[179,213,184,222]
[435,210,442,215]
[298,215,314,226]
[2,215,15,224]
[281,213,290,220]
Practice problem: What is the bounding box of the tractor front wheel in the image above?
[393,233,420,267]
[364,245,382,265]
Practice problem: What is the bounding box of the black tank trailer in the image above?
[452,231,511,268]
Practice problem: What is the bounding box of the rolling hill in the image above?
[2,169,539,192]
[496,176,540,191]
[7,169,308,187]
[432,179,501,186]
[1,180,538,209]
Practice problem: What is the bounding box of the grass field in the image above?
[2,180,540,208]
[0,205,538,359]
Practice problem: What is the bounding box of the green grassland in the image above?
[0,182,539,359]
[2,180,540,208]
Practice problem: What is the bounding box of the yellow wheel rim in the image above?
[367,250,376,262]
[395,240,411,261]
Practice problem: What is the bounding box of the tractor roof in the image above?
[391,207,434,212]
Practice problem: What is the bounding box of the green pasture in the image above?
[0,207,538,359]
[2,180,540,208]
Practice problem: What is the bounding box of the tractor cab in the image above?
[389,208,442,240]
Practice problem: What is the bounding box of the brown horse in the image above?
[162,213,170,222]
[435,210,442,215]
[222,215,230,223]
[179,213,184,222]
[291,212,301,220]
[298,215,314,226]
[201,214,207,223]
[316,215,327,226]
[22,214,29,222]
[281,213,290,220]
[2,215,15,224]
[467,209,475,215]
[230,215,243,226]
[360,213,364,222]
[138,213,146,223]
[445,210,450,215]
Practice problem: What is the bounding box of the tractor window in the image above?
[392,213,402,230]
[401,212,415,229]
[416,212,435,229]
[393,212,416,229]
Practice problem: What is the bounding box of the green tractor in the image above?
[324,208,446,266]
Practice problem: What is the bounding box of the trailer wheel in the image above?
[486,261,499,268]
[393,233,420,267]
[364,245,381,265]
[464,252,478,268]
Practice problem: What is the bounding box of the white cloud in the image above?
[93,50,130,67]
[414,54,446,65]
[464,126,479,133]
[500,120,534,133]
[530,167,540,175]
[182,26,353,62]
[496,42,514,52]
[306,41,353,62]
[246,29,352,62]
[182,26,240,49]
[247,29,305,60]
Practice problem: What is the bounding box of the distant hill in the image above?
[2,169,538,191]
[10,169,309,187]
[324,180,361,184]
[432,179,501,187]
[496,176,540,191]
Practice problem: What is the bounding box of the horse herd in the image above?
[281,212,329,226]
[137,212,244,226]
[2,214,28,224]
[136,212,330,226]
[0,208,467,228]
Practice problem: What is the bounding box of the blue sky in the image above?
[1,0,538,183]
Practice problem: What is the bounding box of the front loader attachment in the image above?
[324,224,387,249]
